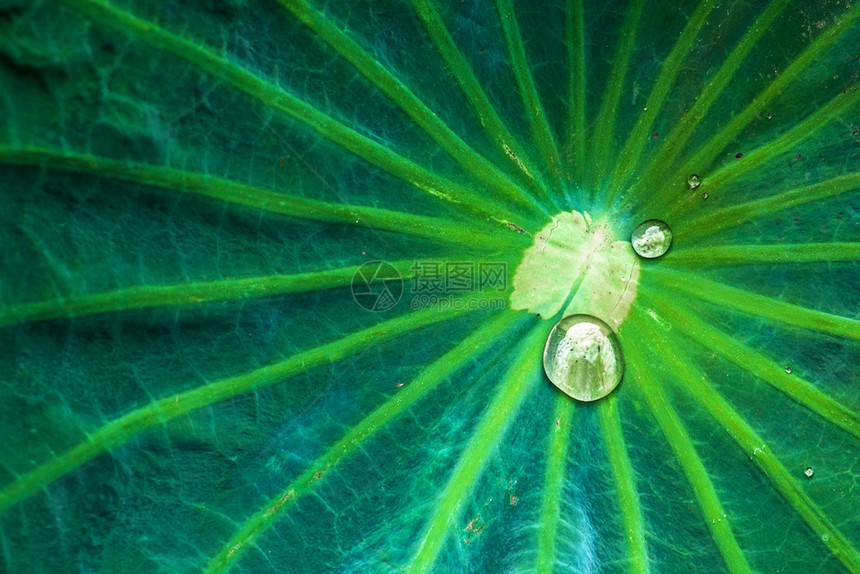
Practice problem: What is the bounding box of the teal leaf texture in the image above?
[1,0,858,572]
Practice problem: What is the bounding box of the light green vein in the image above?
[648,268,860,342]
[664,243,860,267]
[713,92,860,187]
[674,173,860,242]
[60,0,525,225]
[630,0,790,207]
[624,333,752,574]
[645,3,860,214]
[535,395,576,574]
[566,0,586,181]
[664,89,860,220]
[632,310,860,573]
[640,289,860,441]
[0,147,513,250]
[408,324,546,574]
[495,0,564,184]
[597,393,648,574]
[606,0,718,203]
[588,0,644,191]
[278,0,547,217]
[0,302,477,515]
[0,261,418,329]
[204,311,526,574]
[410,0,552,202]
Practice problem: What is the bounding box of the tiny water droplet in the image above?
[543,315,624,402]
[766,112,773,120]
[822,533,830,542]
[786,366,793,374]
[687,174,701,189]
[631,220,673,259]
[805,466,814,477]
[702,192,709,200]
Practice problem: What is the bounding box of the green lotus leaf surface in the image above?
[0,0,858,572]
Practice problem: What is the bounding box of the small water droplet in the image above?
[822,533,830,543]
[543,315,624,402]
[702,192,709,200]
[766,112,773,120]
[631,220,673,259]
[805,466,814,477]
[687,174,701,189]
[786,366,793,374]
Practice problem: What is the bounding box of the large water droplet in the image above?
[630,219,673,258]
[543,315,624,401]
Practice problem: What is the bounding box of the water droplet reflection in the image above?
[687,174,701,189]
[805,466,814,477]
[543,315,624,401]
[631,219,673,258]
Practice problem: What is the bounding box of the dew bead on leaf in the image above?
[543,314,624,402]
[786,366,793,374]
[687,173,702,189]
[630,219,673,258]
[805,466,814,477]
